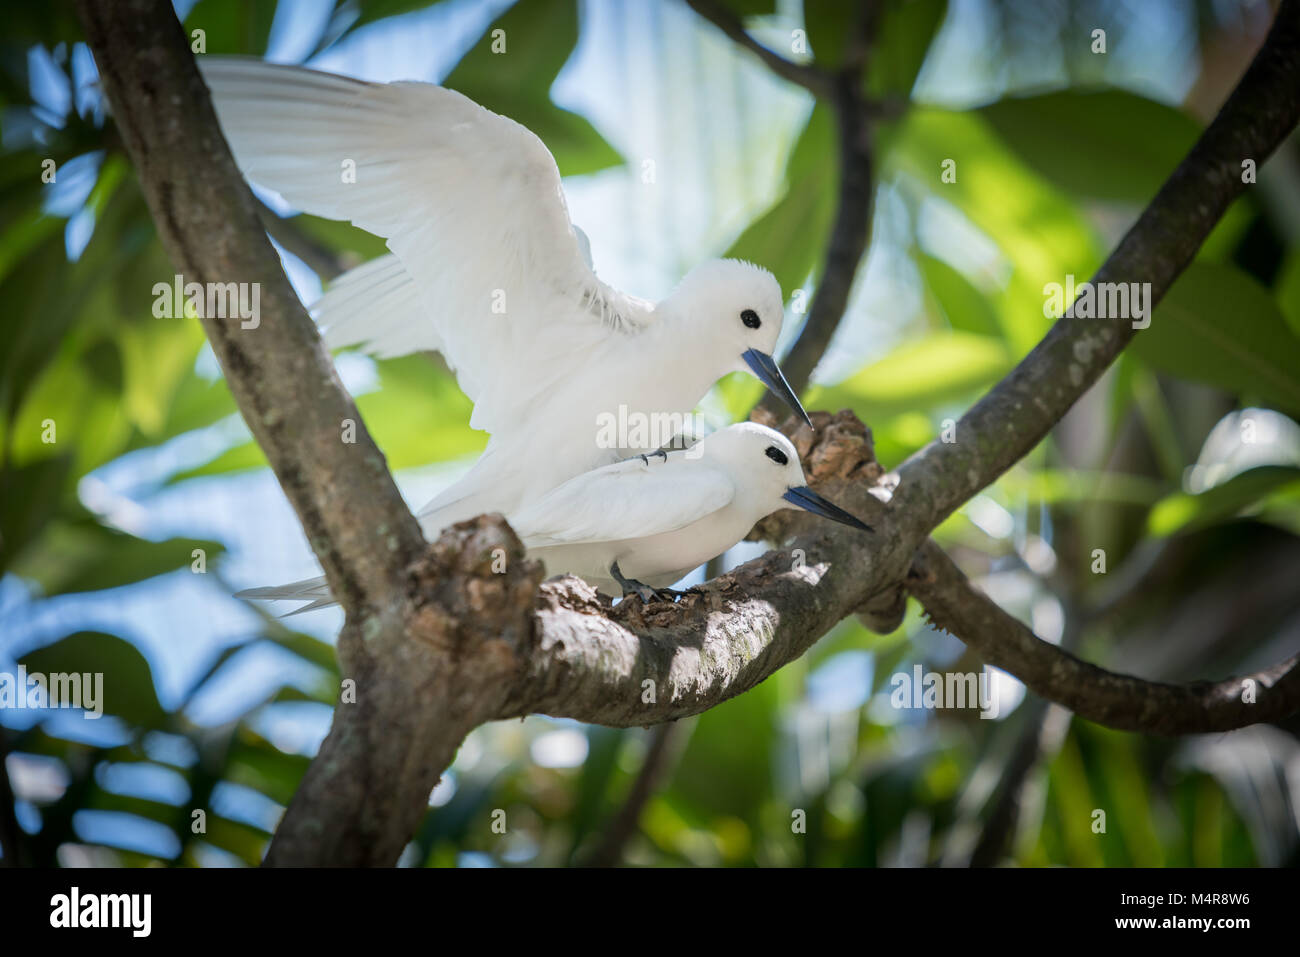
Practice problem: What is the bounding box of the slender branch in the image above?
[906,540,1300,734]
[256,200,349,282]
[769,69,875,401]
[578,722,688,867]
[608,5,879,842]
[891,0,1300,536]
[965,698,1071,866]
[686,0,832,97]
[960,607,1083,867]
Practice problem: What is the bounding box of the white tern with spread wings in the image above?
[199,58,812,541]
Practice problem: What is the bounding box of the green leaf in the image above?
[3,5,82,44]
[20,632,167,727]
[263,628,340,676]
[184,0,277,57]
[154,367,239,439]
[3,163,154,473]
[978,90,1201,204]
[0,455,72,574]
[295,214,391,264]
[443,0,623,177]
[811,331,1012,420]
[998,468,1168,507]
[201,815,271,865]
[170,353,484,481]
[346,0,449,36]
[566,726,625,861]
[1147,466,1300,537]
[1132,262,1300,415]
[724,104,837,297]
[117,298,211,441]
[914,250,1000,336]
[1275,247,1300,337]
[883,108,1101,354]
[167,433,266,482]
[865,0,946,97]
[716,0,777,16]
[10,516,224,596]
[224,730,312,807]
[357,355,485,467]
[803,0,859,69]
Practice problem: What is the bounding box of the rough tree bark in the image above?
[78,0,1300,865]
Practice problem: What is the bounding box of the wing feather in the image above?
[200,57,645,433]
[509,457,736,548]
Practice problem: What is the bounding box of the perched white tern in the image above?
[240,423,870,609]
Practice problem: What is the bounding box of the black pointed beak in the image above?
[782,486,872,532]
[742,348,812,427]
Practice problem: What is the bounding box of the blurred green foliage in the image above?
[2,0,1298,868]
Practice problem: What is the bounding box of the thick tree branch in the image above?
[266,518,543,866]
[892,0,1300,535]
[906,540,1300,734]
[75,0,543,867]
[491,3,1300,734]
[76,0,423,615]
[686,0,832,97]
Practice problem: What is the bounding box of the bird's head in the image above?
[702,423,871,531]
[670,259,810,425]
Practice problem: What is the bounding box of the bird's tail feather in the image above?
[235,575,338,615]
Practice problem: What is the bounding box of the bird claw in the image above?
[634,449,670,466]
[626,582,660,603]
[611,560,680,604]
[628,585,687,604]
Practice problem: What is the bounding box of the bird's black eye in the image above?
[741,308,761,329]
[765,445,788,466]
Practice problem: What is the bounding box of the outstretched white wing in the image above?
[510,455,736,548]
[200,57,643,434]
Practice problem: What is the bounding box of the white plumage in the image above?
[204,58,820,607]
[239,424,870,609]
[512,423,870,597]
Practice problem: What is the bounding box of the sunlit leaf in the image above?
[883,108,1101,354]
[979,90,1201,204]
[914,250,1000,336]
[1147,466,1300,537]
[724,104,836,298]
[811,331,1012,420]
